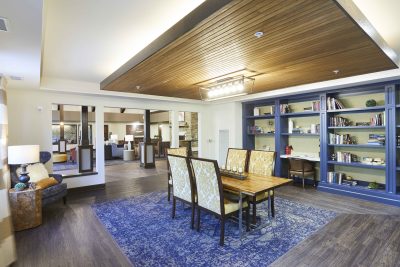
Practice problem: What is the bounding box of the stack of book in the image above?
[367,134,385,146]
[311,100,321,111]
[335,151,354,163]
[327,172,345,184]
[329,133,352,144]
[330,116,350,127]
[326,97,345,110]
[280,104,290,114]
[369,113,385,126]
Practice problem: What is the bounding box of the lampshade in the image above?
[125,135,134,142]
[110,134,118,140]
[8,145,40,164]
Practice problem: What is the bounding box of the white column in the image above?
[170,110,179,148]
[95,105,105,184]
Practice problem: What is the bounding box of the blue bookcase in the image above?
[242,81,400,206]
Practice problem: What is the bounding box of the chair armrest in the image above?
[49,174,63,183]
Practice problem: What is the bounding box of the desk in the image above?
[221,173,291,235]
[280,154,320,162]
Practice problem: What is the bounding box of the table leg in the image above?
[267,190,271,218]
[239,192,243,237]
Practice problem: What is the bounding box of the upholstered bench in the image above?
[53,153,67,163]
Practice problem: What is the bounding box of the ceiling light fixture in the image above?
[254,31,264,38]
[199,76,254,101]
[333,69,340,75]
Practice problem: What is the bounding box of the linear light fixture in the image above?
[199,76,254,101]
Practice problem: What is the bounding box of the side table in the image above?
[9,187,42,231]
[123,150,135,161]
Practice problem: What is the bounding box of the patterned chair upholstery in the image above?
[190,157,249,246]
[166,147,188,201]
[248,150,276,222]
[168,154,196,228]
[226,148,248,171]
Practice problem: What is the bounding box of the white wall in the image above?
[7,88,212,188]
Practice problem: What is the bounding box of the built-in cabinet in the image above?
[243,82,400,206]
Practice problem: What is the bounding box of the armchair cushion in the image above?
[42,183,67,199]
[36,177,59,189]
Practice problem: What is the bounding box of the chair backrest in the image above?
[40,151,52,164]
[190,158,224,215]
[168,155,194,203]
[167,147,188,157]
[226,148,248,171]
[248,150,276,176]
[288,158,314,172]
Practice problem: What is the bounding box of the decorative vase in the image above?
[365,99,376,107]
[14,182,26,191]
[288,119,294,134]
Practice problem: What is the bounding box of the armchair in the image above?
[10,151,67,206]
[111,143,124,158]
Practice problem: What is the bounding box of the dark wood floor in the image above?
[12,171,400,267]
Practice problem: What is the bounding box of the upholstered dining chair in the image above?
[190,157,249,246]
[225,148,249,172]
[168,154,196,229]
[247,150,276,223]
[288,158,316,188]
[166,147,188,201]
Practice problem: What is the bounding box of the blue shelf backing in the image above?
[242,81,400,206]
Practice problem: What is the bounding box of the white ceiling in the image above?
[0,0,399,95]
[0,0,43,90]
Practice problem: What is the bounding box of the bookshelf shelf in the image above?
[327,106,385,114]
[280,111,320,117]
[327,161,386,170]
[328,126,385,129]
[247,133,274,136]
[328,144,385,149]
[281,133,319,136]
[246,115,274,120]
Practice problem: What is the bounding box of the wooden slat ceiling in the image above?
[101,0,398,100]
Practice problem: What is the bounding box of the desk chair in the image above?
[166,147,188,201]
[288,158,316,188]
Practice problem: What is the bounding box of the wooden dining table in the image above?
[221,173,292,236]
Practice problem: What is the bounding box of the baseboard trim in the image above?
[67,183,105,193]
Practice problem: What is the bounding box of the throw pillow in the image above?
[36,177,59,189]
[16,163,49,183]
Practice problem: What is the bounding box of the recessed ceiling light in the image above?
[136,85,141,90]
[333,70,340,75]
[254,31,264,38]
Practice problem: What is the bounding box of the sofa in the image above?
[10,151,67,206]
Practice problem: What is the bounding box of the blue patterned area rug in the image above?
[92,191,336,267]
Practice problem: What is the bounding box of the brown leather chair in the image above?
[288,158,316,188]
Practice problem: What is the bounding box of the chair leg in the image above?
[220,217,225,246]
[191,203,195,229]
[271,196,275,218]
[62,196,67,205]
[172,197,176,219]
[313,172,317,187]
[252,201,257,224]
[197,208,201,232]
[246,206,250,232]
[167,184,171,202]
[302,177,305,189]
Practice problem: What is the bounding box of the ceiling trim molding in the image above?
[100,0,233,90]
[336,0,399,66]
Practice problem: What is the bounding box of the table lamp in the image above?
[8,145,40,184]
[110,134,118,144]
[125,135,134,150]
